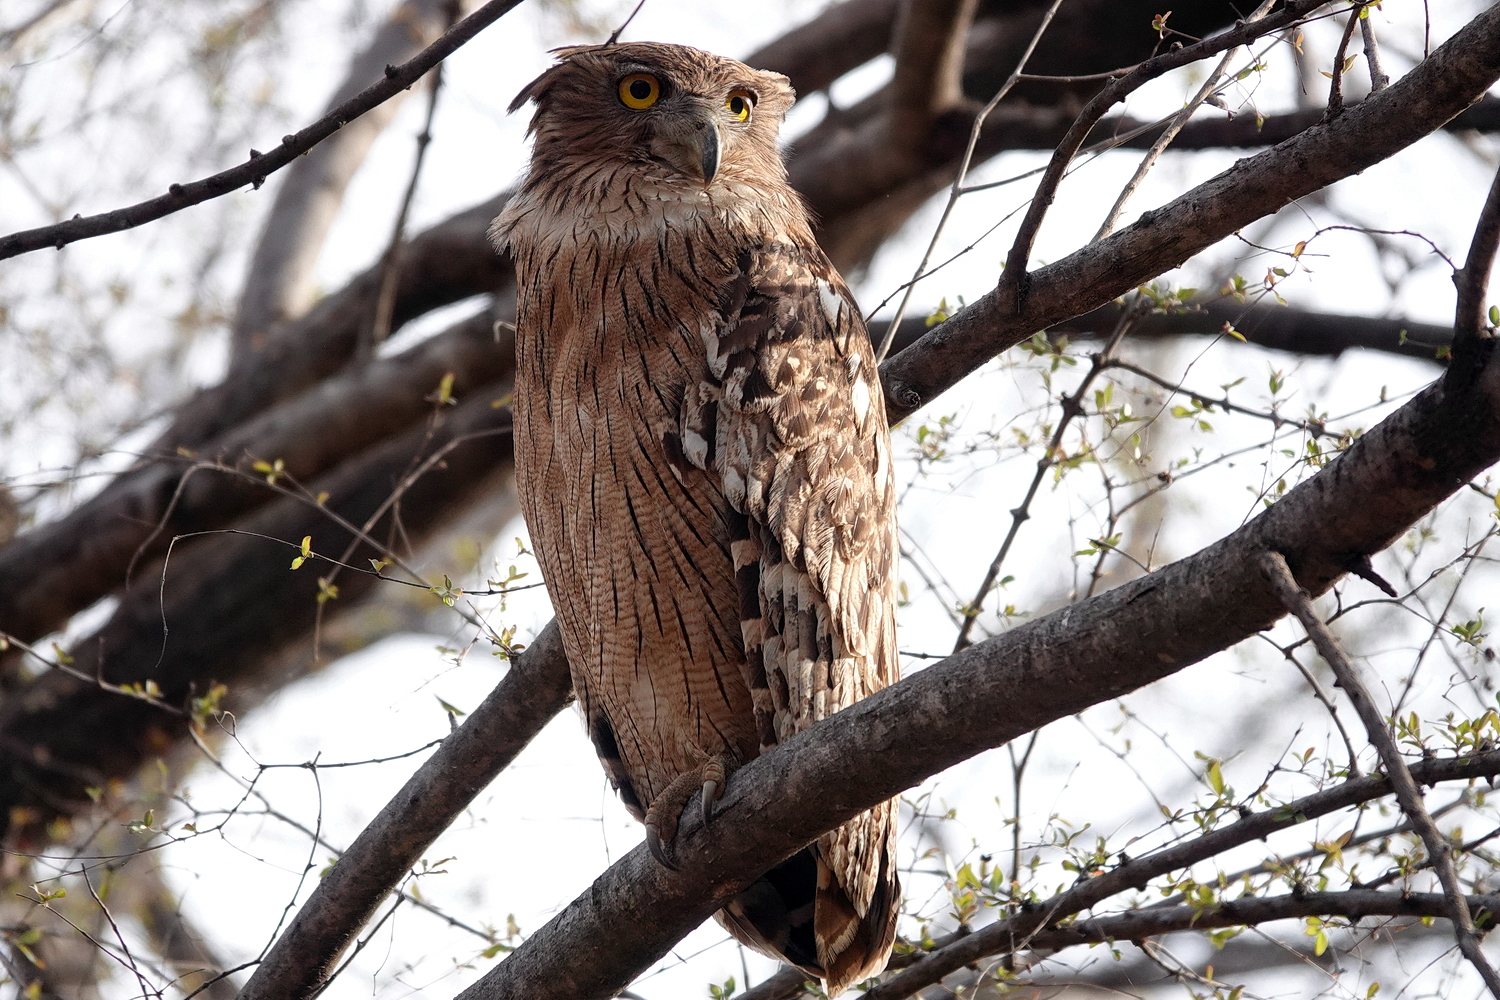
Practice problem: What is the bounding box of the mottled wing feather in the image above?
[681,243,900,987]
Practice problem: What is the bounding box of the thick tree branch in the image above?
[0,0,523,260]
[881,4,1500,423]
[745,0,900,92]
[0,384,517,842]
[889,0,981,140]
[0,201,511,652]
[0,306,512,651]
[235,623,570,1000]
[231,0,464,366]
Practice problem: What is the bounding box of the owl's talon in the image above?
[700,756,728,826]
[645,822,680,871]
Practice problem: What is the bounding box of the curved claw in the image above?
[645,823,680,872]
[700,758,727,827]
[700,778,720,826]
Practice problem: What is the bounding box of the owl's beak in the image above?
[698,124,720,184]
[650,103,723,185]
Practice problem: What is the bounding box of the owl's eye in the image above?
[725,89,755,122]
[618,73,661,110]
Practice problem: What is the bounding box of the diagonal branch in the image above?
[1449,162,1500,394]
[996,0,1330,307]
[231,0,465,366]
[1260,551,1500,999]
[0,306,512,650]
[882,2,1500,423]
[0,0,524,261]
[235,623,571,1000]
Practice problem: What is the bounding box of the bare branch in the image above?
[0,0,524,261]
[1324,4,1366,120]
[1449,162,1500,394]
[1260,550,1500,998]
[745,0,899,92]
[232,0,464,366]
[0,306,511,650]
[996,0,1329,310]
[236,623,571,1000]
[1361,6,1391,92]
[0,385,517,841]
[883,3,1500,423]
[889,0,981,140]
[860,747,1500,999]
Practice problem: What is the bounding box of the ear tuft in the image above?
[507,64,562,114]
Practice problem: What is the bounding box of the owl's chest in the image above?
[514,233,728,453]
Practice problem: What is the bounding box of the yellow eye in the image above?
[725,89,754,122]
[618,73,660,110]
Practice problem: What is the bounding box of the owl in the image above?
[491,42,900,995]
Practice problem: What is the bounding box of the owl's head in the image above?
[507,42,795,190]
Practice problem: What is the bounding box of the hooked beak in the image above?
[649,102,723,185]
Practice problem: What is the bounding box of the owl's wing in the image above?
[674,243,900,993]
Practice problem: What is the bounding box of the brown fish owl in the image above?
[491,42,900,993]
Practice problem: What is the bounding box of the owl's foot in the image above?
[643,754,735,871]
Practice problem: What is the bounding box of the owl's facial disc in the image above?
[645,98,724,185]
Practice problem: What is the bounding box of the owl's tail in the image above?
[717,803,899,996]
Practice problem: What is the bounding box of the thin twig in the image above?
[1259,550,1500,999]
[951,300,1138,651]
[1360,7,1390,92]
[1094,0,1277,241]
[873,0,1068,363]
[1324,3,1364,121]
[0,0,526,260]
[363,1,458,360]
[1259,635,1362,776]
[996,0,1327,313]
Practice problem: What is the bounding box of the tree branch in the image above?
[889,0,981,140]
[235,622,571,1000]
[231,0,465,366]
[0,305,512,651]
[0,0,524,260]
[1449,161,1500,394]
[882,3,1500,423]
[1260,550,1500,998]
[854,746,1500,999]
[767,890,1500,1000]
[0,383,518,842]
[745,0,900,93]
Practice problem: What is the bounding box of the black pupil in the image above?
[629,79,652,100]
[730,97,745,115]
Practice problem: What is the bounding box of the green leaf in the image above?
[1206,759,1226,796]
